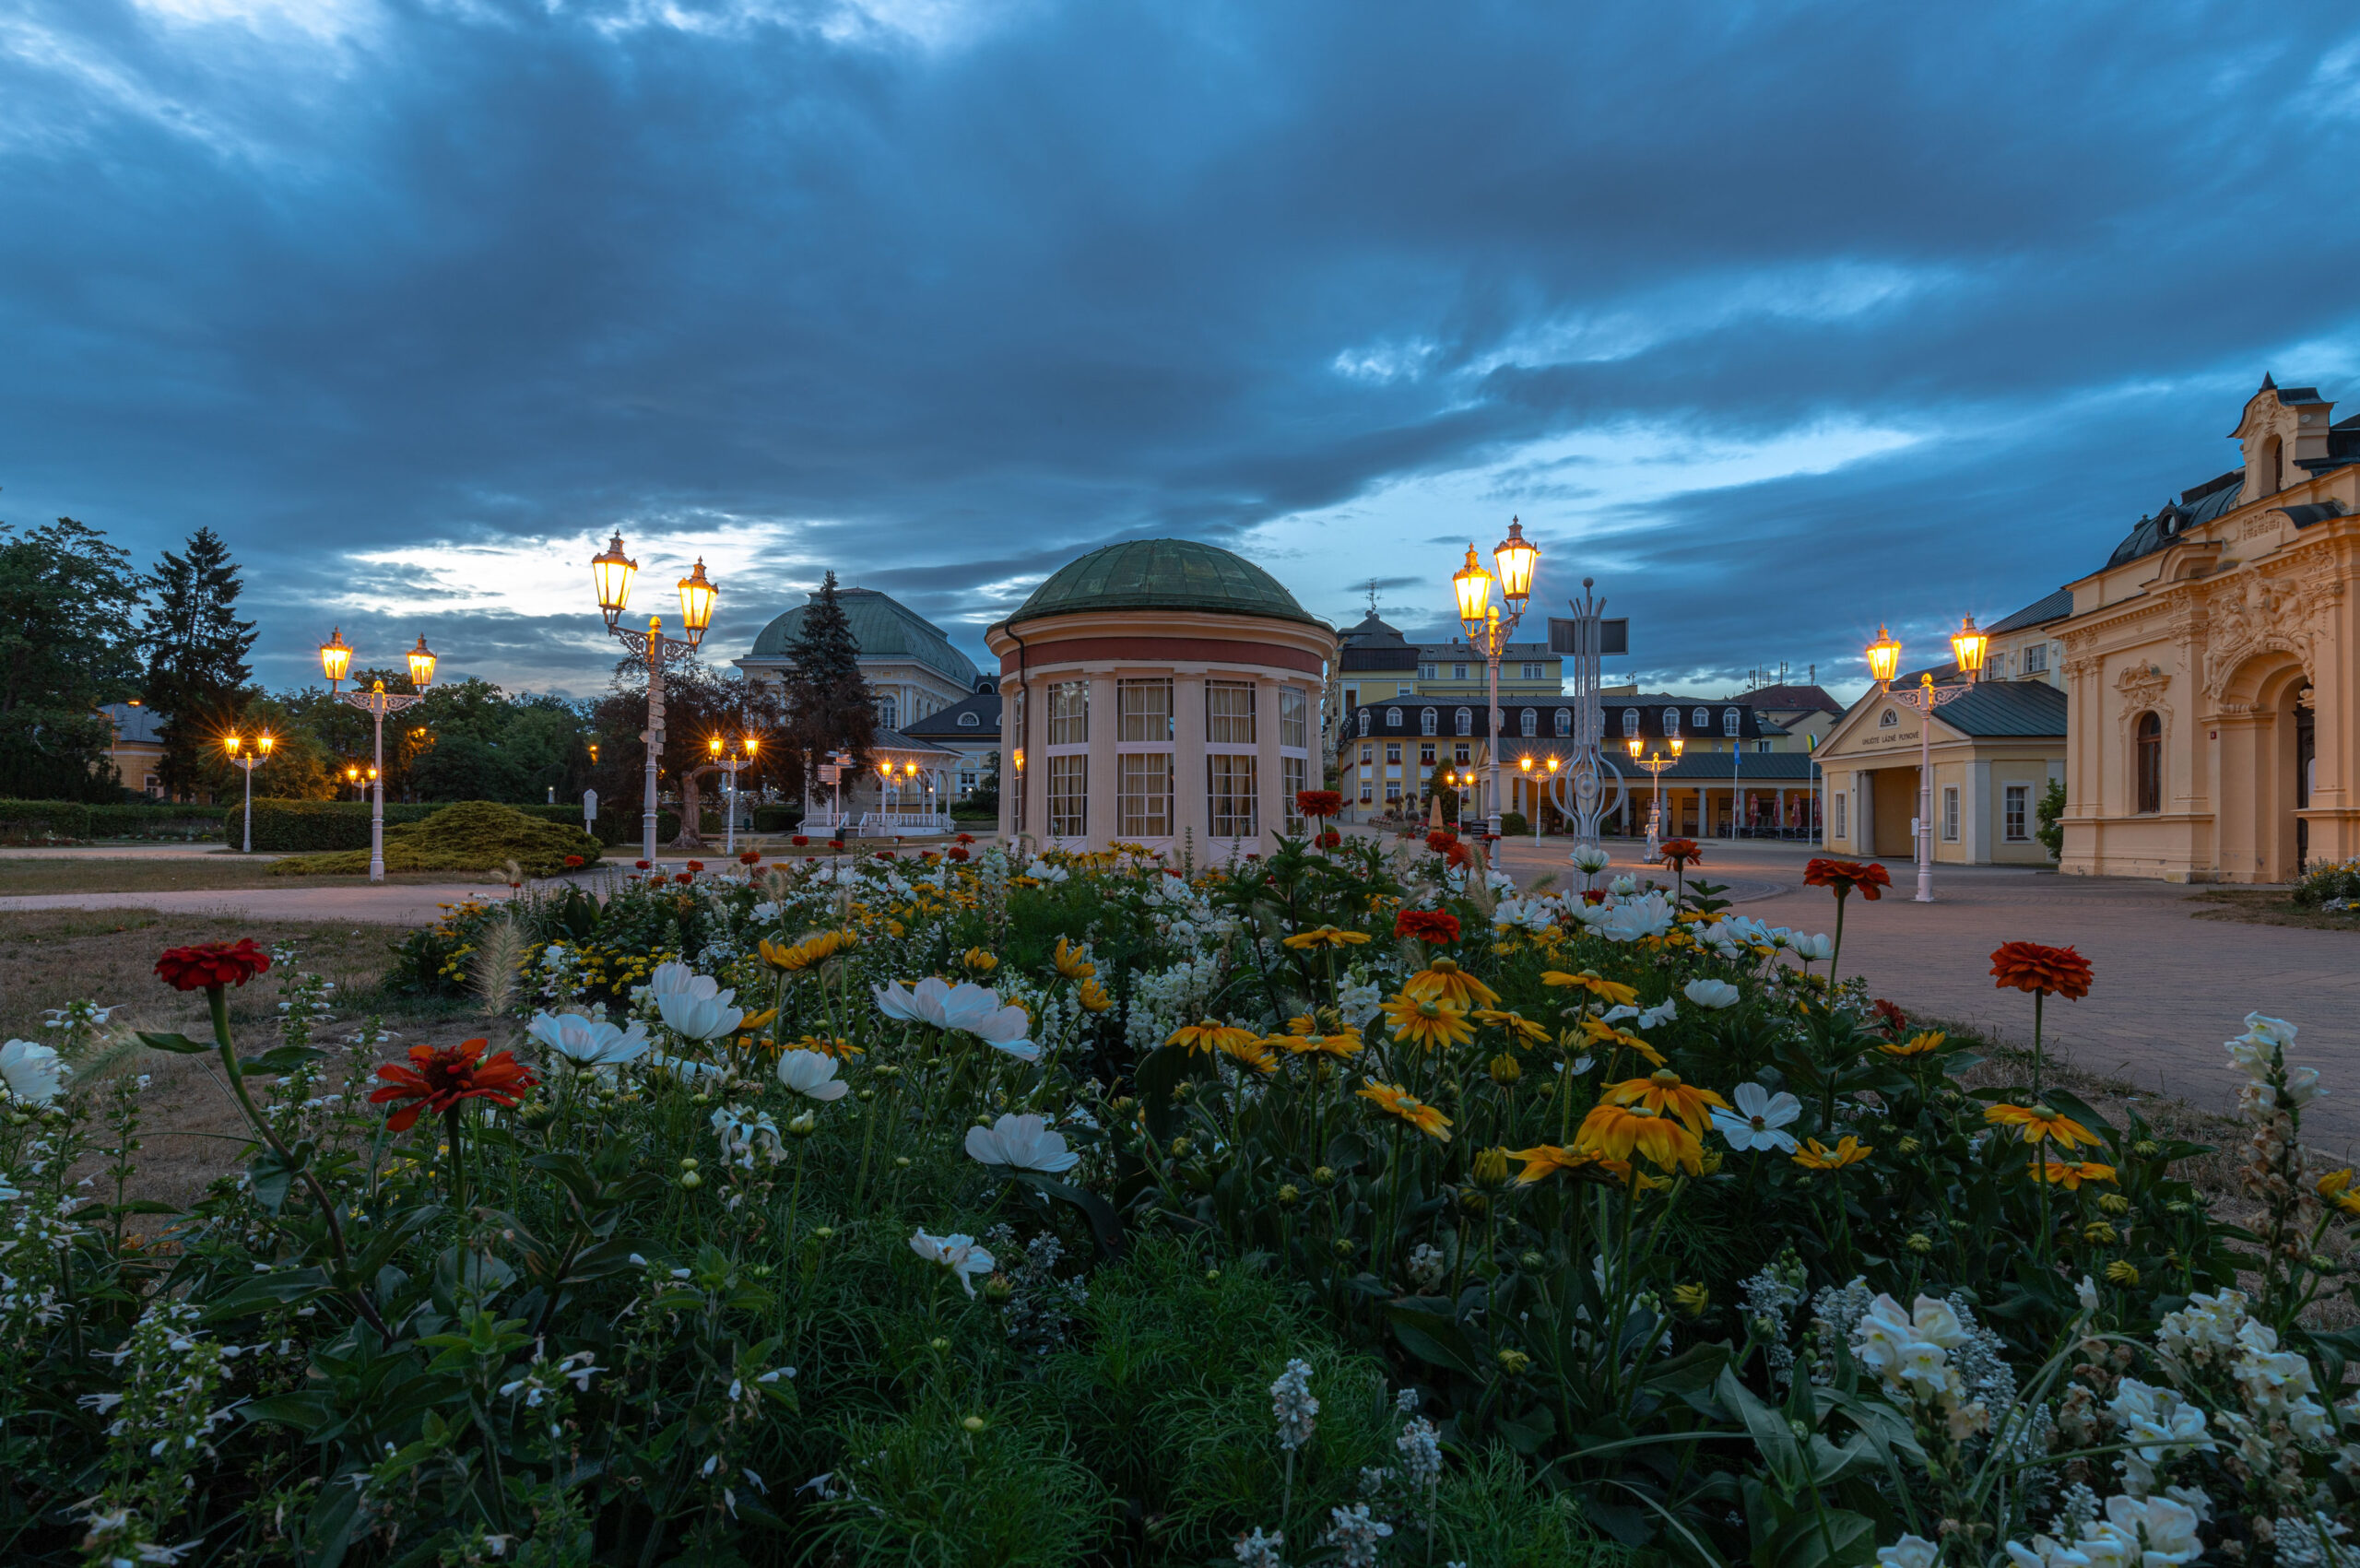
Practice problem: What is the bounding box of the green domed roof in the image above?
[1009,539,1320,628]
[748,588,980,688]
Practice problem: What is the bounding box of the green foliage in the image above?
[140,527,256,800]
[805,1408,1112,1566]
[270,799,602,875]
[0,516,146,800]
[782,570,876,783]
[2292,855,2360,908]
[0,797,227,842]
[248,797,593,853]
[2034,775,2066,861]
[1499,809,1529,836]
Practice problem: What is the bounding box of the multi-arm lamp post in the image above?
[591,535,718,866]
[1449,518,1541,838]
[1866,617,1988,904]
[706,734,761,858]
[1625,735,1683,858]
[321,631,436,883]
[224,733,273,853]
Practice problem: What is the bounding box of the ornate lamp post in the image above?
[1625,735,1682,859]
[326,632,436,883]
[592,535,716,865]
[223,732,274,853]
[1869,619,1985,904]
[1450,517,1540,838]
[707,734,761,857]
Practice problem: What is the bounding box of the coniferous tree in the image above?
[0,513,147,799]
[782,572,876,793]
[142,528,257,800]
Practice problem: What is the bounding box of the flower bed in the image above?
[2,837,2354,1565]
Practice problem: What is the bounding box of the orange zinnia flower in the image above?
[1791,1136,1873,1170]
[2029,1158,2117,1190]
[1541,970,1639,1008]
[1988,942,2093,1000]
[1601,1069,1730,1136]
[1383,993,1475,1052]
[1984,1103,2101,1149]
[1802,858,1891,902]
[1575,1102,1703,1175]
[1358,1079,1452,1140]
[370,1038,536,1133]
[1402,958,1499,1010]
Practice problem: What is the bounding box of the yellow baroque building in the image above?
[2059,376,2360,882]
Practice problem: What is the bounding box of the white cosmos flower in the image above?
[646,961,714,1000]
[909,1229,995,1296]
[711,1104,785,1166]
[964,1113,1080,1173]
[1682,979,1741,1009]
[873,977,1037,1059]
[658,989,746,1042]
[525,1012,650,1071]
[775,1050,849,1102]
[1876,1536,1941,1568]
[1710,1082,1800,1152]
[1608,874,1637,896]
[1635,997,1679,1030]
[1568,844,1612,875]
[1788,932,1834,963]
[0,1039,68,1105]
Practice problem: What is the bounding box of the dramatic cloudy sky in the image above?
[6,0,2360,700]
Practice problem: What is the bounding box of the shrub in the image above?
[751,804,803,832]
[2293,855,2360,909]
[251,798,591,853]
[1498,809,1529,837]
[270,799,603,876]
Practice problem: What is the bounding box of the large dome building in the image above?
[987,539,1336,855]
[736,586,982,732]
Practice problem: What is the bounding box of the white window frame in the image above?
[1833,793,1847,841]
[2004,784,2031,842]
[1941,785,1959,842]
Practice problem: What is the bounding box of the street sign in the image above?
[818,765,840,784]
[1548,617,1629,656]
[582,786,598,824]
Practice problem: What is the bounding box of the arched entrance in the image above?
[2216,655,2312,883]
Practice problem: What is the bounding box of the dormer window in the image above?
[1662,707,1680,736]
[1722,708,1740,737]
[1454,706,1472,736]
[1420,708,1437,736]
[1621,709,1640,738]
[959,712,979,727]
[1358,711,1371,737]
[1693,707,1710,731]
[1386,706,1402,727]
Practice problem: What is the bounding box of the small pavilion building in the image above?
[987,540,1335,857]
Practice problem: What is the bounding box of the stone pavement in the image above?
[1483,834,2360,1158]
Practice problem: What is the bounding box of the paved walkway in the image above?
[1486,835,2360,1156]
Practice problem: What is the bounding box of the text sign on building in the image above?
[1548,617,1630,656]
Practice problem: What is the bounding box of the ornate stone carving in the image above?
[2201,552,2346,698]
[2115,662,2170,712]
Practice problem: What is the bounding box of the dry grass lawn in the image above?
[3,908,498,1212]
[2183,887,2360,932]
[0,857,495,896]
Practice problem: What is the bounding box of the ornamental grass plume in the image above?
[1988,939,2093,1099]
[1800,857,1890,983]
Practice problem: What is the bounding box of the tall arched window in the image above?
[1455,707,1473,736]
[2135,712,2162,814]
[1621,709,1640,739]
[877,695,897,729]
[1420,707,1437,736]
[1662,707,1681,737]
[1385,707,1402,728]
[2265,436,2284,496]
[1358,710,1371,737]
[1693,707,1710,731]
[1722,708,1740,737]
[1554,708,1572,737]
[1519,708,1537,737]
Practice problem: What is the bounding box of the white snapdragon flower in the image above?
[909,1229,995,1296]
[2106,1378,2213,1492]
[1337,980,1383,1031]
[1682,979,1741,1009]
[964,1113,1080,1173]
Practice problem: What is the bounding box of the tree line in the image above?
[0,504,880,820]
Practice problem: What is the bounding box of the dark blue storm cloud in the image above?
[4,0,2357,696]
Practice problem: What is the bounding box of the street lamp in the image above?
[224,733,273,853]
[709,733,761,857]
[1870,627,1972,904]
[1626,735,1682,859]
[1950,616,1988,679]
[1448,516,1541,838]
[318,629,352,692]
[333,638,434,882]
[590,532,715,864]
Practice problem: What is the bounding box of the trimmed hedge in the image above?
[591,809,682,848]
[0,799,228,843]
[249,799,600,854]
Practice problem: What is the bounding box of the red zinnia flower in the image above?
[1581,889,1607,905]
[1318,830,1341,849]
[1395,908,1461,944]
[1425,829,1457,855]
[634,859,653,871]
[792,835,810,847]
[947,845,971,861]
[876,850,896,860]
[1989,942,2094,1001]
[155,938,272,992]
[563,855,584,868]
[1803,858,1891,902]
[739,849,761,865]
[1870,998,1909,1038]
[956,832,976,844]
[369,1039,536,1133]
[1297,789,1343,819]
[1658,838,1702,866]
[1444,842,1471,869]
[673,873,694,885]
[686,860,704,873]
